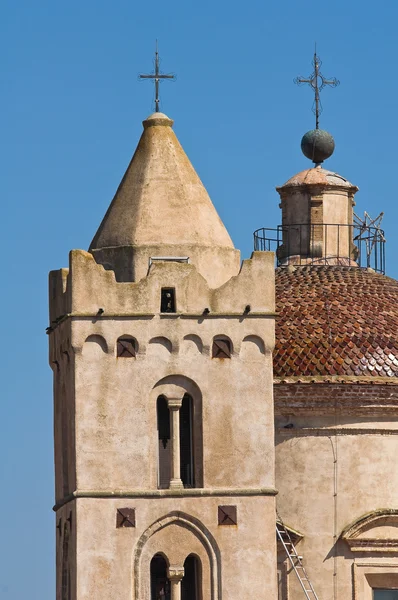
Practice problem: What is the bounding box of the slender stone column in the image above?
[167,397,184,489]
[167,565,184,600]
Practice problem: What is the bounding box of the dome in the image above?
[274,266,398,382]
[278,166,358,191]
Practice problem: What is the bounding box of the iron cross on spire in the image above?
[294,48,339,129]
[139,42,176,112]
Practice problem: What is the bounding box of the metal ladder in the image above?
[276,518,319,600]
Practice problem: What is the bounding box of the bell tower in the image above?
[49,110,277,600]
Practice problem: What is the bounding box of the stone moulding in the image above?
[274,377,398,385]
[276,521,304,546]
[276,427,398,437]
[47,311,277,332]
[274,382,398,416]
[341,509,398,552]
[53,487,278,511]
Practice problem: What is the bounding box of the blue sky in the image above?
[2,1,398,598]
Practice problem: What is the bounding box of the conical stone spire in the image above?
[90,112,240,286]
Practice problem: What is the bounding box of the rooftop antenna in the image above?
[139,41,176,112]
[294,45,340,130]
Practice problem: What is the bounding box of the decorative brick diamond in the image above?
[116,508,136,528]
[218,505,237,526]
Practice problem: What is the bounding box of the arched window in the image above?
[181,555,201,600]
[150,554,170,600]
[180,394,194,487]
[156,393,198,489]
[212,336,232,358]
[157,396,171,489]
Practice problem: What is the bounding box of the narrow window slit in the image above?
[161,288,176,313]
[180,394,194,488]
[157,396,171,488]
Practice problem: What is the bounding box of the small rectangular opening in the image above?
[160,288,176,313]
[150,256,189,266]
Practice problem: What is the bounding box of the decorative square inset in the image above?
[218,505,237,526]
[116,508,136,528]
[212,339,231,359]
[117,338,136,358]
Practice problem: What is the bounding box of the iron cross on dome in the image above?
[139,41,176,112]
[295,47,339,129]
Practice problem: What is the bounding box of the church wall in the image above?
[56,501,76,600]
[275,383,398,600]
[64,249,274,315]
[322,190,353,227]
[48,249,275,492]
[278,187,355,262]
[50,247,277,600]
[74,495,277,600]
[279,189,311,226]
[92,243,241,287]
[72,315,274,491]
[49,320,76,502]
[322,190,354,259]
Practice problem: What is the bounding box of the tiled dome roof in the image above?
[277,167,358,191]
[274,266,398,382]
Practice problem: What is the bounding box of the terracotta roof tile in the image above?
[274,266,398,382]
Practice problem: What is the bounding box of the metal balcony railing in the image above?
[253,223,386,274]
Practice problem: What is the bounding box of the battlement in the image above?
[49,249,275,326]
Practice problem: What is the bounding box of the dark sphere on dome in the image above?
[301,129,335,164]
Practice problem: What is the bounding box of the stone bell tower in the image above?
[49,110,277,600]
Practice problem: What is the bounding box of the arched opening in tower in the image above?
[156,393,196,489]
[150,554,170,600]
[180,394,194,488]
[156,396,171,489]
[181,554,201,600]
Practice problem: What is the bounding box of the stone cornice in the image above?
[47,311,276,332]
[274,377,398,386]
[53,487,278,511]
[341,509,398,552]
[277,183,358,195]
[274,382,398,416]
[277,427,398,437]
[346,539,398,552]
[276,521,304,545]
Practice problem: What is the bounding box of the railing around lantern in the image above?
[253,223,386,274]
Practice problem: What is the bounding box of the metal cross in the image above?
[139,41,175,112]
[295,48,339,129]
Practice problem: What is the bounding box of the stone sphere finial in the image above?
[301,129,335,165]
